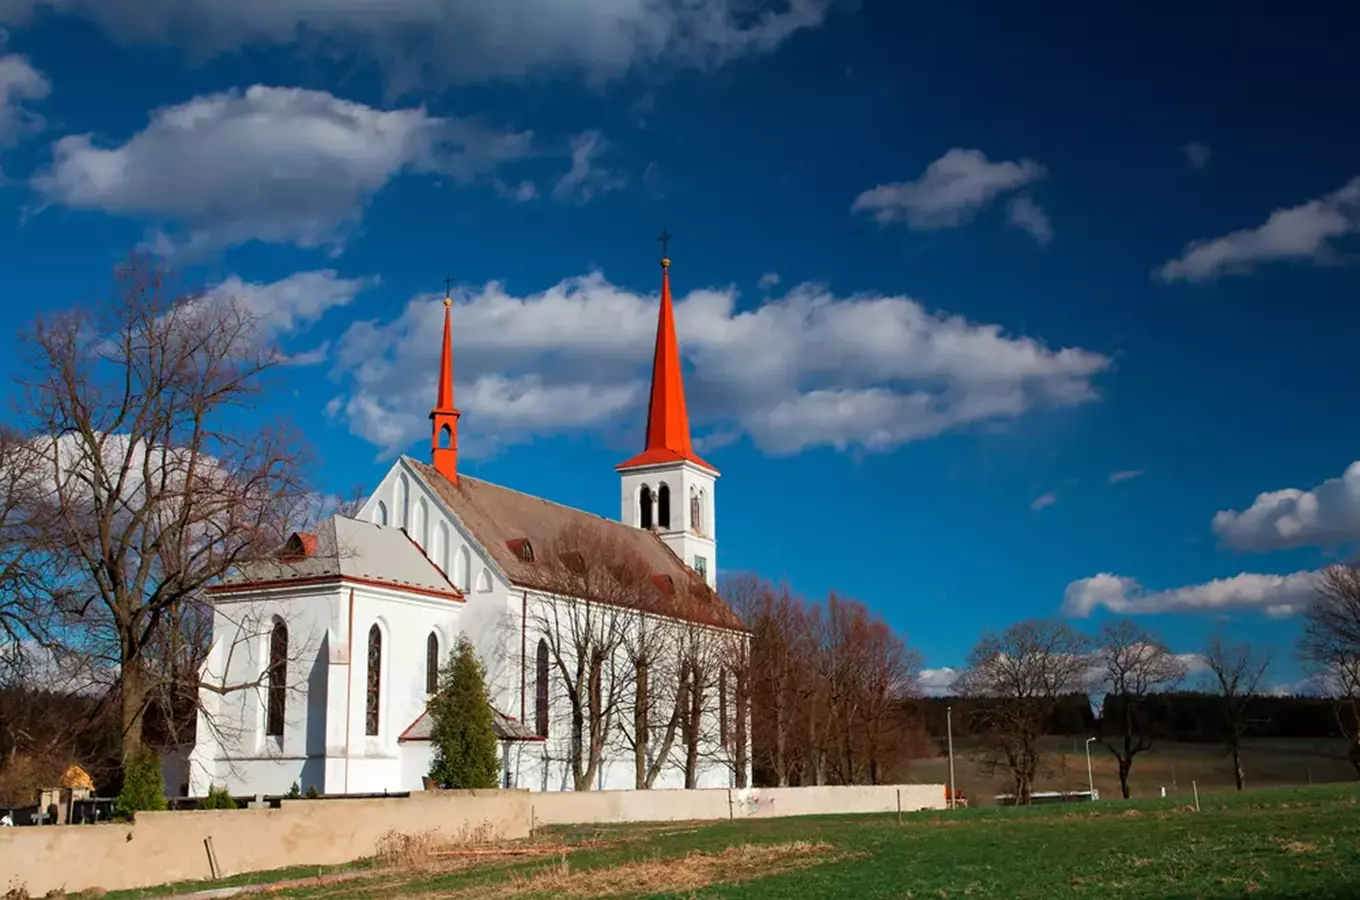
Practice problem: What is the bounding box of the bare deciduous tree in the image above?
[1202,634,1271,791]
[15,254,313,765]
[735,578,799,786]
[1300,564,1360,777]
[1093,619,1187,798]
[0,428,52,674]
[958,619,1089,804]
[532,524,640,790]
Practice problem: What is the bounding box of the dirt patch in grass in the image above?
[423,840,840,899]
[1271,837,1320,855]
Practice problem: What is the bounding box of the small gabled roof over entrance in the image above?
[399,707,543,743]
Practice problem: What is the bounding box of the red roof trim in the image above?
[207,573,465,602]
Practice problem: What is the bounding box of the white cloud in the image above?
[1182,142,1210,170]
[1108,469,1145,484]
[330,271,1111,458]
[1212,460,1360,552]
[918,667,958,697]
[1062,570,1319,619]
[1156,176,1360,283]
[0,34,50,149]
[1007,195,1052,245]
[758,272,780,290]
[207,269,375,339]
[0,0,832,88]
[852,148,1047,230]
[1031,492,1057,511]
[30,85,531,255]
[552,130,625,203]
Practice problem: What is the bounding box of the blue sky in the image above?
[1,1,1358,691]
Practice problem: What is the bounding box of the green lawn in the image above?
[150,783,1360,900]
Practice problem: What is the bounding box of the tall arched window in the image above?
[365,624,382,736]
[690,491,702,534]
[456,545,471,591]
[719,669,729,748]
[535,639,550,737]
[639,485,653,529]
[375,500,388,527]
[636,657,650,748]
[657,483,671,529]
[266,619,287,737]
[426,632,440,695]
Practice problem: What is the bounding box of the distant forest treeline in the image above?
[913,692,1354,743]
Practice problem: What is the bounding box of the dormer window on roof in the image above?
[651,573,675,596]
[506,538,534,563]
[279,532,318,561]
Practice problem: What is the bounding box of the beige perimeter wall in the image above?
[532,783,947,826]
[1,784,945,896]
[0,790,530,897]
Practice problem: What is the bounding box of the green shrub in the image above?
[113,750,166,819]
[200,785,238,810]
[285,781,301,799]
[427,635,500,790]
[305,784,320,799]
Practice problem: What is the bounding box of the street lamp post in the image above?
[1085,737,1097,799]
[947,706,957,809]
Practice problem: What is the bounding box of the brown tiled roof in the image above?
[405,458,741,631]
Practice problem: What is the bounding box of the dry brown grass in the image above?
[412,840,839,899]
[374,820,503,868]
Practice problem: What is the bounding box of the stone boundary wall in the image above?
[0,790,530,897]
[1,784,945,896]
[531,783,947,826]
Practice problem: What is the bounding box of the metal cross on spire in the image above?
[657,226,673,261]
[443,276,453,306]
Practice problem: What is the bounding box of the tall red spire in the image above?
[431,290,461,482]
[617,236,717,473]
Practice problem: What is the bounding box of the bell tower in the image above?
[430,282,461,483]
[616,230,718,588]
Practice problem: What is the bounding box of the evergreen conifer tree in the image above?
[427,635,501,789]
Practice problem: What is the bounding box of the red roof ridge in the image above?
[402,456,635,531]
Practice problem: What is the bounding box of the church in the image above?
[185,250,751,797]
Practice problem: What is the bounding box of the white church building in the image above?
[185,251,751,797]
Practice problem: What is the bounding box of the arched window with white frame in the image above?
[365,624,383,736]
[266,618,287,738]
[426,631,440,695]
[535,639,550,737]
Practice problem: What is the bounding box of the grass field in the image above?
[113,782,1360,900]
[912,736,1357,803]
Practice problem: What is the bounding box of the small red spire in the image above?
[617,241,716,473]
[431,292,461,482]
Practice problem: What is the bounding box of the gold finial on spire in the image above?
[443,276,453,307]
[657,226,673,269]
